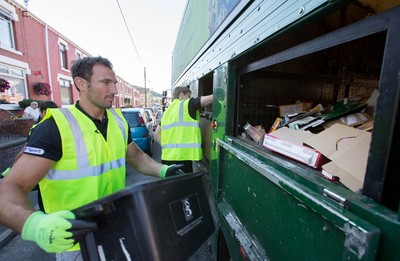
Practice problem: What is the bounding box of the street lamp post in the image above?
[144,67,147,107]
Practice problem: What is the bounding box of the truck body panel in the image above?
[172,1,400,260]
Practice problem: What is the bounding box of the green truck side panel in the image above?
[172,0,249,85]
[209,59,400,259]
[172,0,350,87]
[172,0,209,83]
[174,0,400,260]
[215,140,381,260]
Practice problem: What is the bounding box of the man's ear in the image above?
[74,77,87,91]
[179,92,184,100]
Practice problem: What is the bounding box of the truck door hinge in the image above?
[323,188,348,207]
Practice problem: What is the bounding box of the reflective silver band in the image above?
[179,101,184,121]
[46,108,126,181]
[47,158,125,180]
[109,109,127,142]
[161,121,199,130]
[162,143,201,149]
[161,100,199,130]
[59,108,89,169]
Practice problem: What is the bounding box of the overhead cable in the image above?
[115,0,144,67]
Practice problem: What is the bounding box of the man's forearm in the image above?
[0,181,35,233]
[127,143,163,177]
[200,94,213,107]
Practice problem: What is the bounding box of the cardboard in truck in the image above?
[279,101,313,117]
[262,127,326,168]
[322,112,371,128]
[304,124,371,192]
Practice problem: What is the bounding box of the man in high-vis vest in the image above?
[155,86,213,173]
[0,57,182,260]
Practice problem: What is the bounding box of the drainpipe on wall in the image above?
[44,24,54,101]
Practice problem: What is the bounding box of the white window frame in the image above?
[0,56,30,106]
[0,1,20,54]
[75,49,83,60]
[58,38,69,70]
[58,74,73,105]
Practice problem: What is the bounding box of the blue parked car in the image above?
[121,108,152,156]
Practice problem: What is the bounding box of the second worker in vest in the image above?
[0,56,183,260]
[155,86,213,173]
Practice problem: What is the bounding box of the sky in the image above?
[15,0,187,94]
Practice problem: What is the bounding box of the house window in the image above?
[76,51,82,60]
[59,78,72,105]
[60,43,68,69]
[0,63,27,104]
[0,13,14,49]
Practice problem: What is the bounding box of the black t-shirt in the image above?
[24,102,132,161]
[188,97,202,119]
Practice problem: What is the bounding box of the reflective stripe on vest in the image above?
[109,109,127,142]
[46,108,126,180]
[161,101,200,130]
[162,143,202,149]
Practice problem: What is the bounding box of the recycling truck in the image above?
[171,0,400,260]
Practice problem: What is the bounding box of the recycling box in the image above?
[72,172,215,261]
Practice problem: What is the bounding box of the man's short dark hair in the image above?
[39,101,58,113]
[70,56,113,91]
[172,86,191,100]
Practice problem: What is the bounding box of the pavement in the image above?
[0,228,17,249]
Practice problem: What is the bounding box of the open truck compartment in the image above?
[213,3,400,261]
[231,2,399,210]
[236,23,381,194]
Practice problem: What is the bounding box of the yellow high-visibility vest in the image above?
[39,106,128,214]
[161,99,202,161]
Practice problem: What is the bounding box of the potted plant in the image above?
[33,82,52,96]
[0,78,11,92]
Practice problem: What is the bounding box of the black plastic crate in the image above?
[72,172,215,261]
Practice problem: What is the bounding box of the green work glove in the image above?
[1,166,11,177]
[22,210,76,253]
[159,164,185,178]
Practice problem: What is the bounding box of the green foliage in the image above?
[18,99,41,109]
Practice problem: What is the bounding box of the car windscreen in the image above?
[122,112,141,127]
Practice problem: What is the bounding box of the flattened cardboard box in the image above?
[322,112,371,128]
[262,127,326,168]
[304,123,371,192]
[279,101,313,117]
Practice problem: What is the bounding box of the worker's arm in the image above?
[200,94,213,107]
[126,141,164,177]
[126,142,184,178]
[0,154,53,232]
[155,124,161,144]
[0,154,89,253]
